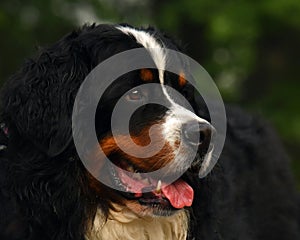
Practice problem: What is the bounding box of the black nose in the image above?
[182,122,214,149]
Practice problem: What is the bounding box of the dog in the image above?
[0,24,299,240]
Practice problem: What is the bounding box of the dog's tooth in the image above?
[156,180,162,193]
[127,165,134,172]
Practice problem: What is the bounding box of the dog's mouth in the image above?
[97,123,214,215]
[109,160,194,211]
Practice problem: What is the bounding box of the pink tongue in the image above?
[117,169,194,208]
[162,179,194,209]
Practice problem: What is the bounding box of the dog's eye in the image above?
[126,89,144,102]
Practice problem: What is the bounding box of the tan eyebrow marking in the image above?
[140,68,154,82]
[178,71,187,87]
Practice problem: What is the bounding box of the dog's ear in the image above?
[1,38,89,157]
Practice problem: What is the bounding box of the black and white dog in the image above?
[0,24,299,240]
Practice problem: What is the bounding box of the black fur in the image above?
[0,24,299,239]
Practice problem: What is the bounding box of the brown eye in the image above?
[126,89,144,101]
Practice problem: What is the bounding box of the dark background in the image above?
[0,0,299,186]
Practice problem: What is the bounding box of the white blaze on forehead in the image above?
[116,25,181,105]
[116,26,166,85]
[116,25,208,126]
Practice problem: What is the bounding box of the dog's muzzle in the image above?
[182,122,214,149]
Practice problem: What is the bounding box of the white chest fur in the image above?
[85,205,189,240]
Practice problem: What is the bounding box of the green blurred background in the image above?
[0,0,299,185]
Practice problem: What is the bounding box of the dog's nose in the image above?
[182,122,214,148]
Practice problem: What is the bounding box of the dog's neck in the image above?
[86,204,189,240]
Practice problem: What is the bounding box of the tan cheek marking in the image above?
[140,68,154,82]
[98,123,175,171]
[178,71,187,87]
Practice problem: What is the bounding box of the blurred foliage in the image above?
[0,0,299,184]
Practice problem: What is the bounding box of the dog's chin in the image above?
[123,199,178,217]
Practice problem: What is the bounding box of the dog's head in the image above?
[1,24,215,217]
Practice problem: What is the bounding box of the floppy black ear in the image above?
[0,33,90,157]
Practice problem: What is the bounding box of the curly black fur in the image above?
[0,24,299,240]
